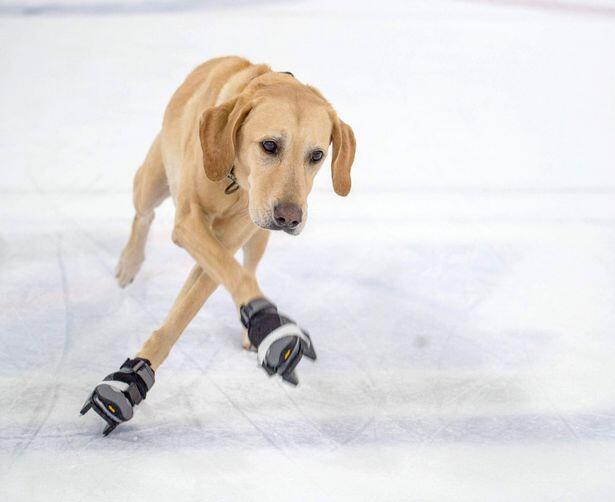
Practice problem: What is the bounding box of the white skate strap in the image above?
[97,380,130,392]
[257,323,311,366]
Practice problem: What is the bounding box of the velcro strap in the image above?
[131,360,155,391]
[102,358,155,406]
[240,298,277,328]
[120,358,155,391]
[103,372,143,405]
[126,382,143,406]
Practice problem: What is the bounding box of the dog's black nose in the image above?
[274,203,302,229]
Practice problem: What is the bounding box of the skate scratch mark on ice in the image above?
[278,382,341,448]
[170,345,226,433]
[179,346,292,460]
[291,292,382,449]
[294,258,384,448]
[338,415,377,448]
[412,394,470,448]
[418,374,510,448]
[2,295,47,417]
[326,333,382,447]
[7,236,73,467]
[180,344,227,431]
[2,410,614,447]
[207,376,291,458]
[178,388,204,432]
[299,259,382,396]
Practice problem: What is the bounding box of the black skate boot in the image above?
[80,357,155,436]
[240,298,316,385]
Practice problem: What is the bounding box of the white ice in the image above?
[1,0,615,500]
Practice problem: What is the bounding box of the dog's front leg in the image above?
[137,265,215,369]
[172,203,263,308]
[139,207,260,369]
[173,206,317,386]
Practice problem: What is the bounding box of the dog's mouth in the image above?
[251,211,302,236]
[278,226,301,236]
[257,219,301,236]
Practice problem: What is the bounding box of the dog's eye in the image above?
[310,150,324,163]
[261,140,278,154]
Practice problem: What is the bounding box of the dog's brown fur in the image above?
[115,56,356,369]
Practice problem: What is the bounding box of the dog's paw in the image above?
[115,249,144,288]
[242,329,256,351]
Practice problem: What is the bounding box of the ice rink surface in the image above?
[1,0,615,500]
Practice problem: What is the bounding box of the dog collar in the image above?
[225,166,240,195]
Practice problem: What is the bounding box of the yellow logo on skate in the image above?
[108,404,116,413]
[283,349,291,360]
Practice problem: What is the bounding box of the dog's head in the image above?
[199,73,356,235]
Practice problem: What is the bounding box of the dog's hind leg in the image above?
[116,134,169,287]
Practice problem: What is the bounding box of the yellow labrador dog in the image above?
[81,56,355,435]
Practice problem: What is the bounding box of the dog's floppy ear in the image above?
[330,115,356,196]
[199,97,252,181]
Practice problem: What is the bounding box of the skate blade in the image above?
[80,400,92,415]
[302,341,317,361]
[80,394,122,436]
[282,370,299,386]
[103,422,118,436]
